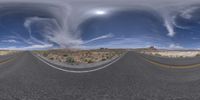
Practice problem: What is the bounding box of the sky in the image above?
[0,0,200,50]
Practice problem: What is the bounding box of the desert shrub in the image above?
[66,57,75,64]
[179,56,184,58]
[87,59,94,63]
[101,58,106,61]
[196,54,200,57]
[63,54,68,57]
[43,52,49,57]
[49,57,54,60]
[106,56,110,59]
[82,58,87,62]
[83,58,94,63]
[155,53,161,56]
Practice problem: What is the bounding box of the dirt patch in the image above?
[35,49,125,65]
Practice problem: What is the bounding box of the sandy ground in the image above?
[141,51,200,58]
[35,49,124,65]
[0,51,17,56]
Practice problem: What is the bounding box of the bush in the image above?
[87,59,94,63]
[179,56,184,58]
[196,54,200,57]
[66,57,75,64]
[155,53,161,56]
[43,52,49,57]
[63,54,68,57]
[101,58,106,61]
[49,57,54,60]
[83,58,94,63]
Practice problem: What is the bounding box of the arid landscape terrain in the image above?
[0,50,17,56]
[1,48,200,99]
[35,48,125,65]
[138,46,200,58]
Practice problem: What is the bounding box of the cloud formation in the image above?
[83,33,114,44]
[24,16,83,48]
[180,6,198,19]
[164,19,176,37]
[0,44,53,50]
[0,0,199,50]
[1,40,18,43]
[169,43,183,49]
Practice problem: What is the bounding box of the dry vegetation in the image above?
[36,49,125,65]
[142,51,200,58]
[0,50,17,56]
[139,46,200,58]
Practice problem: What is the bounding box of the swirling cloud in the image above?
[0,0,198,50]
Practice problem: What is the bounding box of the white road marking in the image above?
[31,52,126,73]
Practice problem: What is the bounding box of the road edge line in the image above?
[142,57,200,69]
[31,52,127,73]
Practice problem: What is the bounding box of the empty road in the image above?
[1,51,200,100]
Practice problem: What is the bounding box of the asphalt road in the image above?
[1,51,200,100]
[141,53,200,66]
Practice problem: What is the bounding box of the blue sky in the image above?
[79,8,200,49]
[79,10,171,49]
[1,4,200,50]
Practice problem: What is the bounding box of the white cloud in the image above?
[1,40,18,43]
[24,17,48,45]
[0,44,53,50]
[83,33,114,44]
[172,16,189,29]
[21,44,53,50]
[0,0,199,50]
[164,19,176,37]
[180,7,198,19]
[24,16,83,48]
[83,36,172,49]
[169,43,183,49]
[44,29,83,47]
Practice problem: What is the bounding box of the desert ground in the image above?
[35,48,125,65]
[138,47,200,58]
[1,48,200,99]
[0,50,18,56]
[141,51,200,58]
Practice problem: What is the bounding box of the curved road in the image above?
[1,51,200,99]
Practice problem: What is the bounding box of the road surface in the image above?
[0,51,200,100]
